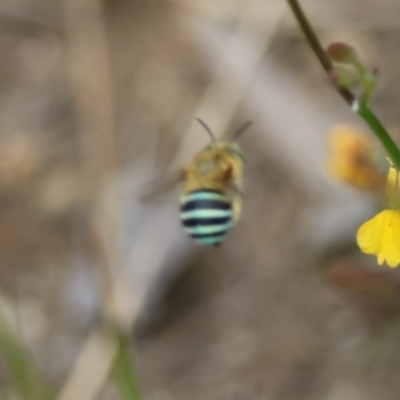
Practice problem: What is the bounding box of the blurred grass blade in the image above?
[112,334,141,400]
[0,311,54,400]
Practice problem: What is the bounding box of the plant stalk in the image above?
[285,0,400,170]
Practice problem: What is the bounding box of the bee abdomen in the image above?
[180,189,233,246]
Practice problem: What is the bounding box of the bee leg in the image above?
[231,195,242,224]
[222,165,233,182]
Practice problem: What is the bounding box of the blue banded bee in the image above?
[179,119,251,246]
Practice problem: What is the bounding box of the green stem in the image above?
[286,0,332,72]
[0,311,55,400]
[112,333,141,400]
[285,0,400,170]
[358,104,400,170]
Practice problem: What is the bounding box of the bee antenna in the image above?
[232,120,253,140]
[197,118,216,141]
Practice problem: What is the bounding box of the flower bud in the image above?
[327,42,359,65]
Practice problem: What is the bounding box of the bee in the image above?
[179,119,251,246]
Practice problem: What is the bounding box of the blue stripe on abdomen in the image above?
[180,189,233,246]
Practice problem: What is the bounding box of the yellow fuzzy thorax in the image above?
[182,141,244,195]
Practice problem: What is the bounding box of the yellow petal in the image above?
[382,212,400,267]
[387,164,398,188]
[391,211,400,246]
[357,209,400,268]
[386,163,400,209]
[327,125,383,190]
[328,125,370,152]
[357,211,387,254]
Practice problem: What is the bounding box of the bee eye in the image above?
[226,147,245,162]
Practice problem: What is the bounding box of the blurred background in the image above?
[1,0,400,399]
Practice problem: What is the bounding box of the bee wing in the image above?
[139,169,185,203]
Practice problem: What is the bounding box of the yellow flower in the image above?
[327,125,384,190]
[357,210,400,268]
[357,163,400,267]
[386,161,400,209]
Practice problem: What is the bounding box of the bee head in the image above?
[219,141,245,163]
[196,118,250,163]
